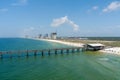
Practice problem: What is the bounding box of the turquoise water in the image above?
[0,38,71,51]
[0,38,120,80]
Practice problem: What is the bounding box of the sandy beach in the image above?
[36,39,85,47]
[61,39,120,55]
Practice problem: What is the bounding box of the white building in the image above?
[51,33,57,39]
[85,43,105,51]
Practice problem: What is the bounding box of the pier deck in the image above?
[0,47,84,58]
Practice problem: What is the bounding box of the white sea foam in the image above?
[99,58,109,61]
[100,47,120,55]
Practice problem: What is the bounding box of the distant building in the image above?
[38,34,42,38]
[51,33,57,39]
[25,35,29,38]
[45,34,48,38]
[43,34,49,39]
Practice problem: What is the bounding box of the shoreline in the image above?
[34,38,120,55]
[36,39,85,47]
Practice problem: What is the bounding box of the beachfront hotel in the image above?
[51,32,57,40]
[37,32,57,40]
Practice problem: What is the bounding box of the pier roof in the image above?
[87,43,105,47]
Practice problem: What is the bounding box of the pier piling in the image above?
[17,51,21,57]
[41,51,44,56]
[48,50,50,56]
[0,52,3,59]
[55,49,57,55]
[26,50,29,57]
[77,48,79,52]
[66,49,69,53]
[72,49,74,53]
[34,50,37,56]
[61,50,63,54]
[9,51,12,58]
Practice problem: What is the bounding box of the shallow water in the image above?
[0,38,120,80]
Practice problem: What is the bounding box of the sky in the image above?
[0,0,120,37]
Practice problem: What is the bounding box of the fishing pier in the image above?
[0,47,84,59]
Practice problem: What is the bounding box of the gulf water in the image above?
[0,38,120,80]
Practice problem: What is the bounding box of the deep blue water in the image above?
[0,38,120,80]
[0,38,71,51]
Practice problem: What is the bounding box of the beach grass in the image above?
[59,39,120,47]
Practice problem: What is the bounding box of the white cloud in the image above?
[115,25,120,28]
[51,16,79,31]
[103,1,120,12]
[51,16,67,27]
[20,0,28,4]
[0,8,8,12]
[68,20,79,31]
[92,6,98,10]
[87,6,98,13]
[11,0,28,6]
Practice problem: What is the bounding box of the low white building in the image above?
[85,43,105,51]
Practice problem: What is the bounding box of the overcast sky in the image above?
[0,0,120,37]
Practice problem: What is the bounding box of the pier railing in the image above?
[0,47,85,59]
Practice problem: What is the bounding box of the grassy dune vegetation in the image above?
[60,39,120,47]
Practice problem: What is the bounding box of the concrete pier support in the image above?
[55,49,57,55]
[26,50,29,57]
[41,51,44,56]
[81,48,85,52]
[9,51,12,58]
[61,50,63,54]
[34,50,37,56]
[48,50,50,56]
[0,52,3,59]
[66,49,69,53]
[72,49,74,53]
[17,51,21,57]
[77,48,79,52]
